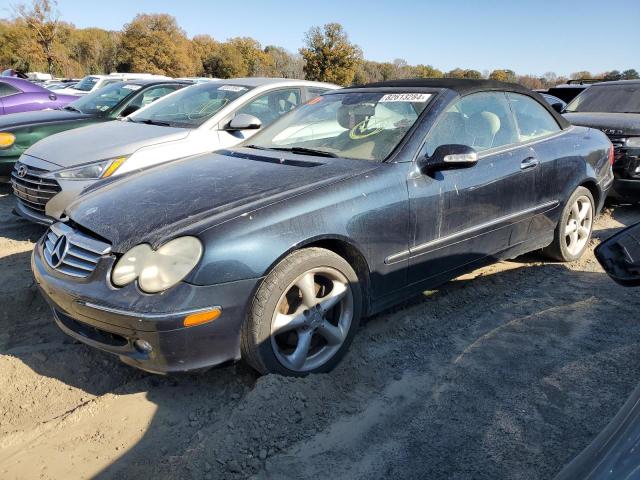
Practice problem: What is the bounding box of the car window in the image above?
[508,93,560,141]
[69,82,140,114]
[128,85,180,109]
[424,91,518,156]
[129,82,253,128]
[307,87,332,98]
[247,91,431,162]
[74,76,100,92]
[235,88,302,127]
[565,84,640,114]
[0,82,20,97]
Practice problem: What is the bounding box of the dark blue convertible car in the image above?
[32,79,614,375]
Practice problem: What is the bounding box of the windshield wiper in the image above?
[131,119,173,127]
[63,105,82,113]
[263,146,337,158]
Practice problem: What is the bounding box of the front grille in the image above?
[11,162,61,213]
[43,223,111,278]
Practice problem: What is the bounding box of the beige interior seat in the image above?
[468,111,500,149]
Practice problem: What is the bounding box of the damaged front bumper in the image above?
[32,235,260,374]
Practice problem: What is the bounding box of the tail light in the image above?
[608,143,615,165]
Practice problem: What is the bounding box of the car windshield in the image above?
[74,76,100,92]
[67,82,140,114]
[565,84,640,113]
[129,82,251,128]
[246,92,432,161]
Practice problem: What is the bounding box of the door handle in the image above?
[520,157,539,170]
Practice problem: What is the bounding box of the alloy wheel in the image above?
[270,267,354,372]
[564,195,593,256]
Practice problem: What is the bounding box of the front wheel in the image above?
[241,248,362,375]
[543,186,595,262]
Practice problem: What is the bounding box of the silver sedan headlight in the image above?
[54,156,128,180]
[112,236,203,293]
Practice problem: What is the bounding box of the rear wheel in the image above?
[543,186,594,262]
[241,248,361,375]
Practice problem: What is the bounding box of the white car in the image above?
[55,73,171,96]
[13,77,339,224]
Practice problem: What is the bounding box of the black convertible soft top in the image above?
[346,78,571,129]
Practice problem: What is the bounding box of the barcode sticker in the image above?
[379,93,432,102]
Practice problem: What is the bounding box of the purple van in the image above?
[0,77,78,115]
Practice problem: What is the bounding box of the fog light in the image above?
[134,339,153,353]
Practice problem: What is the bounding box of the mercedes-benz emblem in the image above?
[16,165,28,178]
[50,235,69,268]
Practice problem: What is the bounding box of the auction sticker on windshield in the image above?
[122,85,142,90]
[379,93,432,102]
[219,85,248,92]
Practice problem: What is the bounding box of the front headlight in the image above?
[112,236,203,293]
[626,137,640,148]
[54,156,127,180]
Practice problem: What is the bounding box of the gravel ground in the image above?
[1,183,640,480]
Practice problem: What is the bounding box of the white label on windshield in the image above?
[122,84,142,90]
[379,93,432,103]
[218,85,247,92]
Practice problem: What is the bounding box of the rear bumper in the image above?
[32,235,260,374]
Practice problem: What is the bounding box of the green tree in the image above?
[300,23,362,85]
[463,69,482,79]
[203,42,248,78]
[117,14,197,76]
[622,69,639,80]
[604,70,622,81]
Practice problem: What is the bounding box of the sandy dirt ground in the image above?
[1,183,640,480]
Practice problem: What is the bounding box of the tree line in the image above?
[1,0,638,88]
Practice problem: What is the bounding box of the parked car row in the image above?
[0,76,613,377]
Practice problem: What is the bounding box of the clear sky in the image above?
[1,0,638,76]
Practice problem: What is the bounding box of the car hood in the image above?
[563,112,640,135]
[0,109,93,130]
[24,120,191,168]
[66,148,379,252]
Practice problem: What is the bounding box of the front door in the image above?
[406,91,541,286]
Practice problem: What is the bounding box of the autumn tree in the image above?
[13,0,61,75]
[412,64,443,78]
[264,46,304,78]
[117,14,197,76]
[570,71,593,80]
[300,23,362,85]
[203,42,248,78]
[489,69,516,83]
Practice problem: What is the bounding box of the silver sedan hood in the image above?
[23,120,191,168]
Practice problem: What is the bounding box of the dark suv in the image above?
[564,80,640,202]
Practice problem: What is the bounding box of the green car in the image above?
[0,79,190,181]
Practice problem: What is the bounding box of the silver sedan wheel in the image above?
[564,195,593,256]
[270,267,354,372]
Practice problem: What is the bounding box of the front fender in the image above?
[186,162,412,299]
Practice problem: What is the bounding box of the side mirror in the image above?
[120,104,140,117]
[595,222,640,287]
[418,144,478,174]
[551,102,564,113]
[227,113,262,131]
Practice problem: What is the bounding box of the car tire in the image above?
[241,247,362,376]
[543,186,595,262]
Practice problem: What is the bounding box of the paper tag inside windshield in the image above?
[122,85,142,90]
[379,93,431,102]
[219,85,247,92]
